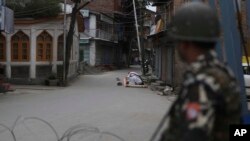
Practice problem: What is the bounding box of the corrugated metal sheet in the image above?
[219,0,248,117]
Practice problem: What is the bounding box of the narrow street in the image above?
[0,66,172,141]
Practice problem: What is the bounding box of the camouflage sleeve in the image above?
[181,82,216,141]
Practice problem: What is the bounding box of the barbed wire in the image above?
[0,116,125,141]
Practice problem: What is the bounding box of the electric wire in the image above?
[7,1,61,18]
[7,1,151,17]
[6,1,161,25]
[15,7,61,17]
[9,1,60,15]
[121,1,134,8]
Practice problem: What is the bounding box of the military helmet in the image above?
[169,2,220,42]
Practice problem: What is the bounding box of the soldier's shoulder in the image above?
[199,66,233,87]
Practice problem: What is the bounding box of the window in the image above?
[11,31,30,61]
[84,18,89,30]
[57,34,64,61]
[100,21,113,34]
[0,34,6,61]
[36,31,53,61]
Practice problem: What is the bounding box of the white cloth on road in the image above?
[127,72,143,85]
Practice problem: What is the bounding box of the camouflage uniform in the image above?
[160,50,241,141]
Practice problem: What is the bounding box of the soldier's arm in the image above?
[181,82,216,141]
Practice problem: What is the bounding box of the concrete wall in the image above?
[89,41,96,66]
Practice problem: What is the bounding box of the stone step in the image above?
[155,80,166,86]
[163,86,174,95]
[141,76,148,83]
[150,82,160,87]
[150,85,157,91]
[155,86,166,91]
[156,91,166,96]
[148,76,158,83]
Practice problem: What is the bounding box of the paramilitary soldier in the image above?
[160,2,241,141]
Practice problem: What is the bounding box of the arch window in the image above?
[11,31,30,61]
[37,31,53,61]
[0,34,6,61]
[57,34,64,61]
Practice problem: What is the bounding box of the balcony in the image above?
[80,29,118,43]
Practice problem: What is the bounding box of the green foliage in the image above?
[6,0,62,19]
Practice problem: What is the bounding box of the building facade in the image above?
[79,11,118,66]
[0,15,79,84]
[79,0,122,67]
[147,0,250,89]
[146,0,187,88]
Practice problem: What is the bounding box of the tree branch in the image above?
[76,1,90,12]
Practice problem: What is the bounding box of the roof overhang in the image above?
[147,30,167,39]
[150,0,171,6]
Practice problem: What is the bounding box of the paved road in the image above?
[0,67,172,141]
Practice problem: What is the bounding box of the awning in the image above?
[150,0,171,6]
[147,30,167,39]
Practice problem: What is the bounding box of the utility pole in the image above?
[139,1,146,75]
[133,0,146,75]
[132,0,142,63]
[63,0,67,85]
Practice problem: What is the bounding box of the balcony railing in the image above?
[80,29,118,42]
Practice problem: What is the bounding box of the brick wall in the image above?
[86,0,117,12]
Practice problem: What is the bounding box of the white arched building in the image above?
[0,15,80,84]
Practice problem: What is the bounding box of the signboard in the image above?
[4,6,14,33]
[80,9,89,17]
[0,6,14,33]
[0,6,4,31]
[79,39,89,44]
